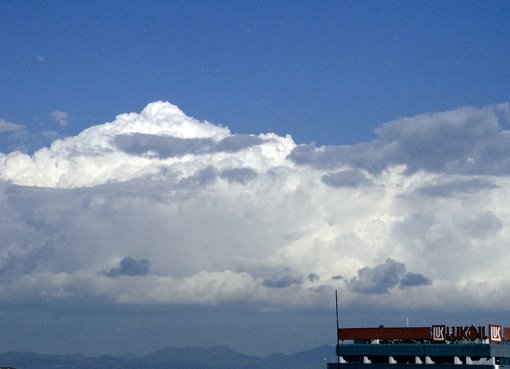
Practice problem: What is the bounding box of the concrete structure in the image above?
[328,324,510,369]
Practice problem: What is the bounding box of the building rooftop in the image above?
[328,323,510,369]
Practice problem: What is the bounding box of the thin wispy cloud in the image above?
[0,119,24,134]
[50,110,69,127]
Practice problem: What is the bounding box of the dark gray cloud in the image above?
[322,170,373,188]
[332,275,346,281]
[0,242,52,275]
[114,133,265,158]
[106,257,151,277]
[290,104,510,175]
[308,273,319,282]
[263,275,303,288]
[459,211,503,240]
[179,166,219,187]
[115,134,210,157]
[220,168,257,184]
[416,179,497,197]
[215,135,265,152]
[289,141,390,173]
[400,272,432,288]
[178,167,257,187]
[349,259,430,294]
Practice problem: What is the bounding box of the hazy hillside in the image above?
[0,345,336,369]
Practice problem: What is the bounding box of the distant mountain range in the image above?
[0,344,336,369]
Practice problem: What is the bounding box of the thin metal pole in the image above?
[335,290,340,368]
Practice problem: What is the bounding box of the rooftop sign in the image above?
[338,324,507,343]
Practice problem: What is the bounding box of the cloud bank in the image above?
[1,101,509,312]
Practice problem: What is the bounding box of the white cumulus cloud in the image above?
[0,101,510,313]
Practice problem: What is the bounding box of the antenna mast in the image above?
[335,290,340,368]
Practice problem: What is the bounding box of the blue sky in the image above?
[1,0,510,358]
[2,1,509,150]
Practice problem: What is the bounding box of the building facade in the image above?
[328,324,510,369]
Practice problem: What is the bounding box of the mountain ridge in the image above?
[0,344,336,369]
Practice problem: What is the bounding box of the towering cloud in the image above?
[0,101,509,311]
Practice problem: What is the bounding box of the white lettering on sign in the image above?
[490,324,502,343]
[432,325,445,342]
